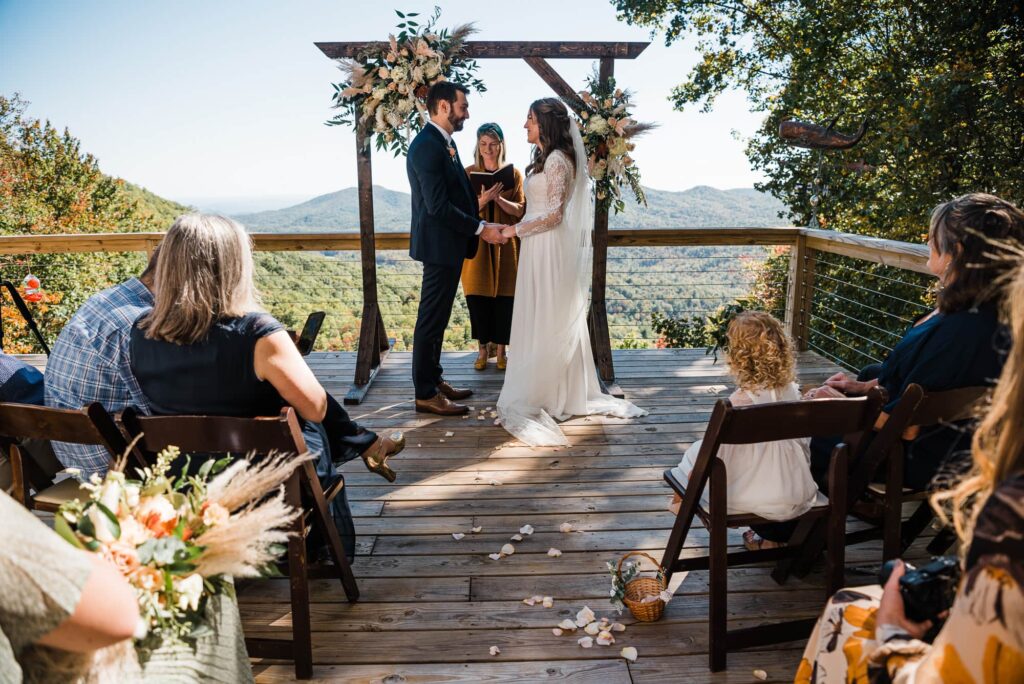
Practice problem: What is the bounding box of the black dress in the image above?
[129,312,371,560]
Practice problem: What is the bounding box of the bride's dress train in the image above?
[497,130,646,446]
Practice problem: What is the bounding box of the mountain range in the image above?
[235,185,789,232]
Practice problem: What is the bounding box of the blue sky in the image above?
[1,0,767,212]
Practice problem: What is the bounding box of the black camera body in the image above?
[879,556,961,624]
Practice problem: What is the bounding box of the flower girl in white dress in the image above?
[669,312,819,545]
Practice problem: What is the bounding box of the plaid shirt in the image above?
[45,278,154,478]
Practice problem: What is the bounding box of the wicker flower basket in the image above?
[616,551,667,622]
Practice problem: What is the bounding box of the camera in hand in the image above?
[878,556,961,624]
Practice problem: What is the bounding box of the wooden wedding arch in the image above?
[315,41,650,403]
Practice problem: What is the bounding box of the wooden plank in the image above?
[315,41,651,60]
[629,650,804,683]
[237,576,470,603]
[254,659,631,684]
[802,227,929,273]
[523,57,586,113]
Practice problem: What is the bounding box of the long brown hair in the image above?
[929,192,1024,313]
[525,98,577,177]
[932,234,1024,546]
[137,214,261,345]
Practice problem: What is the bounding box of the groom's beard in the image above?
[449,112,467,132]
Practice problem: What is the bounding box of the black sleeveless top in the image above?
[129,312,286,417]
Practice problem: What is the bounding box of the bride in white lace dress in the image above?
[490,98,647,446]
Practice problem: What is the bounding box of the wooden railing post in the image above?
[588,56,620,396]
[784,234,816,351]
[347,125,392,404]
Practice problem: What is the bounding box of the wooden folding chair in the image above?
[848,384,987,560]
[660,389,884,672]
[0,402,131,512]
[119,407,358,680]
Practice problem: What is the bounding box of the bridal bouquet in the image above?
[56,446,306,648]
[327,7,486,155]
[577,72,656,214]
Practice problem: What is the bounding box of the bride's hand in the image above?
[501,225,517,239]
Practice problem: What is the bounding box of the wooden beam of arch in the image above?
[316,41,649,60]
[523,57,586,114]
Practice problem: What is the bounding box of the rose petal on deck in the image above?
[500,543,515,556]
[557,619,576,631]
[575,606,596,627]
[489,646,500,656]
[519,524,534,535]
[488,553,502,561]
[584,622,600,636]
[542,596,553,608]
[471,526,482,533]
[451,533,465,540]
[552,628,563,636]
[547,548,562,557]
[620,646,638,662]
[753,670,768,681]
[489,480,503,486]
[596,630,615,646]
[522,597,536,606]
[510,534,523,541]
[444,431,454,437]
[559,522,574,533]
[577,636,593,648]
[611,623,626,632]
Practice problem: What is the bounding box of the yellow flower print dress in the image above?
[796,473,1024,683]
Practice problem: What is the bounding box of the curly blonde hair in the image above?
[725,311,796,391]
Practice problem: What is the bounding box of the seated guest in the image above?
[749,193,1024,548]
[669,313,819,535]
[1,488,254,682]
[796,244,1024,682]
[44,251,158,480]
[0,354,65,494]
[128,214,403,558]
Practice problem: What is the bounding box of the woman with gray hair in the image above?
[129,213,404,557]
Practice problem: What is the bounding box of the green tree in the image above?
[612,1,1022,366]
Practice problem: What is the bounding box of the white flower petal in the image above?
[489,480,503,486]
[611,623,626,632]
[552,628,563,636]
[510,534,523,541]
[575,606,596,627]
[596,631,615,646]
[489,645,500,656]
[519,524,534,535]
[620,646,638,662]
[547,548,562,557]
[559,522,574,533]
[523,597,536,606]
[471,526,483,533]
[659,590,674,604]
[452,533,465,540]
[577,637,594,648]
[444,431,454,437]
[753,670,768,681]
[488,553,502,560]
[557,619,577,630]
[542,596,553,608]
[584,622,601,636]
[500,543,515,556]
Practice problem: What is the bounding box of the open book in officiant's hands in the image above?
[469,163,515,196]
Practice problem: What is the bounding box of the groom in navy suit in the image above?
[407,81,507,415]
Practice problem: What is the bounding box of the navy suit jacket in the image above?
[406,124,479,267]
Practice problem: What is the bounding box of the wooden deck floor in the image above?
[243,349,933,683]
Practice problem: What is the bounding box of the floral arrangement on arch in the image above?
[577,71,656,214]
[56,446,307,652]
[327,7,486,155]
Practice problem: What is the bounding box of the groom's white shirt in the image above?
[428,120,485,236]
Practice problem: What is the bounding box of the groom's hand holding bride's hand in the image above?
[480,223,508,245]
[500,225,517,239]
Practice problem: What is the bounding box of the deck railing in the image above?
[0,227,929,370]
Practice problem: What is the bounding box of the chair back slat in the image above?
[119,407,306,460]
[0,402,129,453]
[711,392,885,446]
[910,385,988,427]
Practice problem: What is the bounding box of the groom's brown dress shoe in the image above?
[437,380,473,400]
[415,393,470,416]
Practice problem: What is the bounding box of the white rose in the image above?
[87,505,119,543]
[588,116,609,135]
[98,478,123,513]
[202,502,229,528]
[124,484,140,509]
[176,574,204,612]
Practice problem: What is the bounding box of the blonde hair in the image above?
[474,130,506,169]
[725,311,796,391]
[932,239,1024,545]
[138,213,261,345]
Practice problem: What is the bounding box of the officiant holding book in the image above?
[462,123,525,371]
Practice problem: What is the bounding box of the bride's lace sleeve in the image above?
[514,151,573,238]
